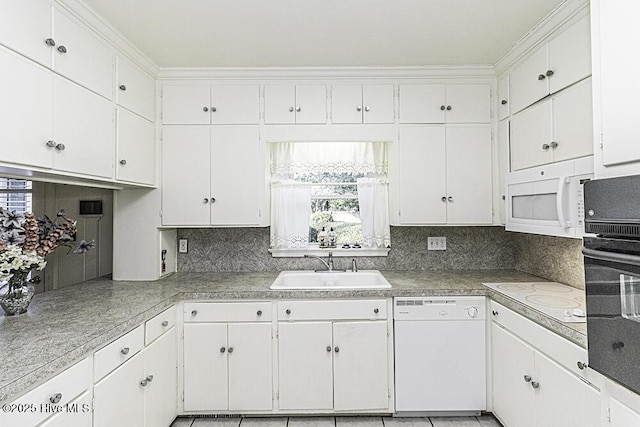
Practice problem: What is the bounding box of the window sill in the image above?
[269,247,390,258]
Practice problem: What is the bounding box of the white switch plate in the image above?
[178,238,188,253]
[428,237,447,251]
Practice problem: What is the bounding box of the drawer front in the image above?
[0,358,91,427]
[277,299,388,321]
[145,305,177,345]
[184,301,272,322]
[94,325,144,382]
[37,390,92,427]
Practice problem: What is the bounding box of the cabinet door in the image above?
[0,48,53,169]
[445,126,493,224]
[534,351,600,427]
[610,397,640,427]
[497,120,510,225]
[161,127,211,226]
[210,126,261,226]
[38,391,92,427]
[0,0,52,67]
[498,75,510,121]
[363,84,394,124]
[162,85,210,125]
[445,84,491,124]
[548,15,591,95]
[333,321,389,411]
[117,108,155,185]
[510,100,553,171]
[399,84,445,123]
[278,322,333,410]
[228,323,273,411]
[295,85,327,124]
[52,77,114,179]
[93,352,145,427]
[211,85,260,124]
[116,55,155,121]
[264,85,295,124]
[183,323,228,411]
[551,78,593,163]
[491,323,535,427]
[331,85,363,124]
[398,127,447,224]
[52,9,114,99]
[510,46,549,114]
[144,328,177,427]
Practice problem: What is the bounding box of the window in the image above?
[269,142,390,254]
[0,178,33,214]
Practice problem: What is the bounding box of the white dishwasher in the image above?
[394,296,486,415]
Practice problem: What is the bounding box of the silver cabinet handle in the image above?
[220,347,226,353]
[191,310,198,316]
[50,393,63,404]
[256,310,262,316]
[326,346,332,352]
[446,105,452,111]
[546,70,554,77]
[119,84,127,91]
[447,196,453,202]
[538,74,546,80]
[440,105,446,111]
[203,106,209,112]
[356,106,362,112]
[161,320,169,327]
[211,107,217,112]
[203,198,209,204]
[120,160,127,165]
[210,197,216,204]
[289,106,294,112]
[523,375,532,383]
[550,141,558,148]
[334,346,340,353]
[146,375,154,382]
[577,361,588,370]
[285,309,291,315]
[492,310,498,316]
[441,196,447,202]
[121,347,130,355]
[45,38,56,47]
[296,106,301,112]
[140,379,148,387]
[374,308,379,314]
[228,347,234,354]
[55,143,65,151]
[46,140,56,148]
[542,143,550,150]
[364,106,370,112]
[501,99,507,105]
[57,45,67,54]
[531,381,540,389]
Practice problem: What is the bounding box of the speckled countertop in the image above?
[0,269,587,405]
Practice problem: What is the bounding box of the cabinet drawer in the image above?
[94,325,144,382]
[277,299,388,321]
[38,390,92,427]
[145,305,177,345]
[184,301,272,322]
[0,358,91,427]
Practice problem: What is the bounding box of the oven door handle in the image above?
[583,247,640,267]
[556,176,571,229]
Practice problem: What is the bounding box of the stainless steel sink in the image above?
[270,270,392,290]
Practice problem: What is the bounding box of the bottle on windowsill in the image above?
[328,227,337,248]
[318,227,327,248]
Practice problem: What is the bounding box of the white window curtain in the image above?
[270,180,312,249]
[357,177,391,248]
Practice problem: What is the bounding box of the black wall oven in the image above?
[584,175,640,394]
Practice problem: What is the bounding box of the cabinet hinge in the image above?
[606,406,611,421]
[600,133,604,149]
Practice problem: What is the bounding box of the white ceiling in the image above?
[80,0,567,68]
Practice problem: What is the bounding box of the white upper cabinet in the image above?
[0,0,53,67]
[117,108,155,186]
[52,8,114,100]
[162,85,259,125]
[510,15,591,114]
[116,55,155,121]
[264,84,327,124]
[498,74,510,120]
[331,84,394,124]
[399,84,490,124]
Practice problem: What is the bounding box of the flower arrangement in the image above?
[0,207,94,315]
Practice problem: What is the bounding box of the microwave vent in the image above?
[586,222,640,238]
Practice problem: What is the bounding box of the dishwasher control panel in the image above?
[394,297,485,320]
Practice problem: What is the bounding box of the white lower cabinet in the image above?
[610,397,640,427]
[491,302,600,427]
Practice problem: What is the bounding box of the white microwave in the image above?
[505,157,593,238]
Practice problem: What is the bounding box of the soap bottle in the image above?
[318,227,327,248]
[328,227,337,248]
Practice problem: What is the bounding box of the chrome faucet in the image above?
[304,251,335,271]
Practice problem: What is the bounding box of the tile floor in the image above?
[170,415,503,427]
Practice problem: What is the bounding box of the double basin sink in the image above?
[270,270,392,290]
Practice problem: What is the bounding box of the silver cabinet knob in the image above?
[120,159,127,165]
[289,106,294,112]
[285,309,291,315]
[326,346,332,352]
[447,196,453,202]
[492,310,498,316]
[501,99,507,105]
[441,196,447,202]
[542,143,550,150]
[577,361,588,370]
[228,347,234,354]
[45,38,56,47]
[538,74,546,80]
[440,105,446,111]
[203,106,209,112]
[501,195,506,200]
[364,106,370,112]
[210,197,216,204]
[374,308,379,314]
[524,375,532,383]
[211,107,217,112]
[55,143,65,151]
[296,106,301,112]
[57,45,67,54]
[203,198,209,204]
[446,105,452,111]
[161,320,169,327]
[220,347,226,353]
[550,141,558,148]
[119,84,127,91]
[256,310,262,316]
[334,346,340,353]
[531,381,540,389]
[191,310,198,316]
[50,393,62,404]
[356,106,362,112]
[46,140,56,148]
[146,375,154,382]
[140,379,148,387]
[546,70,554,77]
[121,347,130,355]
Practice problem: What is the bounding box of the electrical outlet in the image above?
[178,239,188,253]
[428,237,447,251]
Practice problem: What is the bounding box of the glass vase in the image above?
[0,271,35,316]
